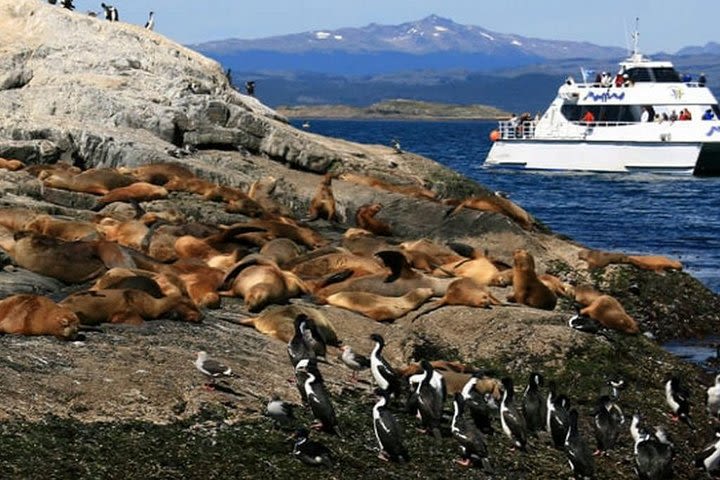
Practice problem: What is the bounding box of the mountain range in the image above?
[190,15,720,111]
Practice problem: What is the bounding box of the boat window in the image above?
[652,67,681,83]
[561,104,649,122]
[713,105,720,118]
[626,68,652,83]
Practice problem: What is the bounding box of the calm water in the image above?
[296,119,720,293]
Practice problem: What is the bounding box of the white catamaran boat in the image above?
[484,29,720,175]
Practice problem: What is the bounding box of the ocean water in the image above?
[296,119,720,294]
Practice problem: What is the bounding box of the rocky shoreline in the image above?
[0,2,719,479]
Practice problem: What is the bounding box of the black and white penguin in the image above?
[60,0,75,10]
[568,313,603,335]
[288,314,316,367]
[500,377,528,451]
[547,381,571,450]
[293,428,333,467]
[665,376,694,428]
[592,395,623,456]
[300,316,327,362]
[295,361,340,435]
[451,393,490,469]
[100,3,118,21]
[631,414,673,480]
[461,371,496,435]
[372,388,409,462]
[695,428,720,476]
[706,374,720,418]
[340,345,370,381]
[265,396,295,429]
[408,360,446,404]
[522,372,546,435]
[607,378,626,400]
[409,360,443,438]
[194,351,232,388]
[293,358,324,403]
[144,11,155,30]
[369,333,401,398]
[565,408,595,480]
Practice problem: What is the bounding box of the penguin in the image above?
[409,360,443,438]
[265,396,295,429]
[451,393,490,469]
[695,428,720,476]
[287,314,316,367]
[565,408,595,480]
[100,3,118,21]
[144,11,155,30]
[293,358,324,403]
[500,377,528,451]
[631,414,673,480]
[369,333,401,398]
[340,345,370,381]
[607,378,626,400]
[522,372,546,435]
[461,371,496,435]
[665,376,694,428]
[295,361,340,435]
[706,374,720,418]
[292,428,332,467]
[547,381,571,450]
[592,395,623,456]
[60,0,75,10]
[408,360,447,404]
[372,388,409,462]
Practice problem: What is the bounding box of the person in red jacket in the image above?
[582,110,595,123]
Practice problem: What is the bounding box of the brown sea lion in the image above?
[0,158,24,171]
[24,162,80,178]
[307,173,337,222]
[90,267,186,299]
[449,193,535,231]
[341,228,393,257]
[259,238,303,268]
[355,203,392,236]
[433,256,500,285]
[60,289,201,326]
[96,182,168,205]
[233,304,340,345]
[164,177,249,203]
[291,251,385,279]
[489,268,514,287]
[0,294,80,339]
[227,220,328,249]
[247,176,290,217]
[174,235,244,271]
[118,163,195,185]
[400,239,463,272]
[577,248,629,269]
[221,258,309,312]
[42,168,137,195]
[338,172,437,200]
[626,255,683,272]
[96,217,150,251]
[397,364,503,399]
[325,287,433,322]
[538,274,573,298]
[0,207,39,232]
[7,232,134,284]
[572,284,604,306]
[411,277,502,321]
[580,295,639,334]
[506,249,557,310]
[24,215,99,241]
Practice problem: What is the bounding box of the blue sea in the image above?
[295,119,720,294]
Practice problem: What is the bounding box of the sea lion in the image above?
[0,207,39,232]
[42,168,137,195]
[448,193,535,231]
[233,304,340,345]
[507,249,557,310]
[324,287,433,322]
[0,158,24,171]
[221,258,309,312]
[0,294,80,340]
[400,239,463,272]
[579,295,639,334]
[433,255,500,285]
[307,173,337,222]
[24,162,80,179]
[411,277,502,321]
[60,289,201,326]
[355,203,392,236]
[174,235,245,271]
[96,182,168,205]
[259,238,303,268]
[291,251,385,279]
[91,267,186,299]
[577,248,629,270]
[626,255,683,272]
[341,228,394,257]
[397,364,503,399]
[338,172,436,200]
[24,214,99,241]
[489,268,514,287]
[118,162,195,185]
[96,217,149,251]
[164,177,249,203]
[164,261,225,309]
[571,284,604,306]
[228,220,328,249]
[7,232,134,284]
[538,274,573,298]
[247,176,289,216]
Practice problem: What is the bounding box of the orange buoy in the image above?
[489,130,501,142]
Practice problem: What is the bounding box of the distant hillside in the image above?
[277,99,509,119]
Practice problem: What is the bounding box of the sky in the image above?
[68,0,717,53]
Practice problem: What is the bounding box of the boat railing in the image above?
[497,120,537,139]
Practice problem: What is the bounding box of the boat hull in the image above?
[484,140,716,174]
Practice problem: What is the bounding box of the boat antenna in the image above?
[631,17,640,60]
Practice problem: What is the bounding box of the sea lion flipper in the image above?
[317,269,353,288]
[446,242,476,259]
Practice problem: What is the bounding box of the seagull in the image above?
[144,11,155,30]
[340,345,370,381]
[194,351,232,389]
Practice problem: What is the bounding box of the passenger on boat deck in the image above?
[669,110,678,122]
[640,107,651,123]
[622,74,632,87]
[702,109,714,120]
[654,114,662,123]
[699,73,707,86]
[582,110,595,123]
[600,72,612,87]
[662,112,670,122]
[614,71,625,87]
[594,73,602,86]
[682,73,692,83]
[681,108,692,120]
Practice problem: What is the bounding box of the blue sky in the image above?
[69,0,716,53]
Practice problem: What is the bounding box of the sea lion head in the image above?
[55,308,82,340]
[513,249,535,271]
[169,298,202,323]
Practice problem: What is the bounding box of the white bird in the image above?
[340,345,370,381]
[707,374,720,418]
[194,351,232,388]
[144,11,155,30]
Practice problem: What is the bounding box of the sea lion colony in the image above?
[1,158,703,477]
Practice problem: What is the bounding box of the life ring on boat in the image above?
[489,130,501,142]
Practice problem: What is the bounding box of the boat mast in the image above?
[629,17,642,62]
